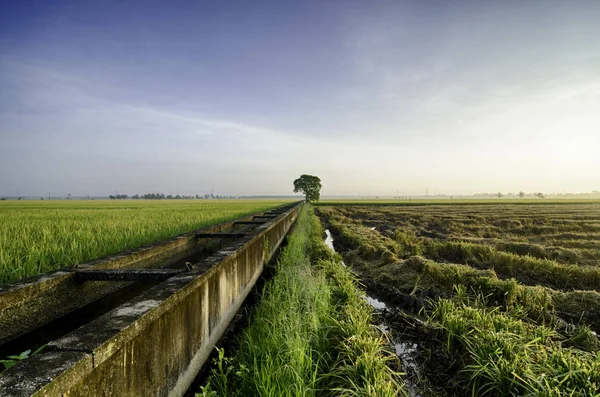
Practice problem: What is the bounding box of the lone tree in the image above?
[293,174,322,202]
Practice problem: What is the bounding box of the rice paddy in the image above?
[0,200,287,284]
[317,202,600,396]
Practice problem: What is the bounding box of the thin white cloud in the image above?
[2,2,600,196]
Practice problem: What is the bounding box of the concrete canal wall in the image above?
[1,215,240,346]
[0,203,302,396]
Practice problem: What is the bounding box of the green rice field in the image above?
[0,200,288,284]
[318,202,600,396]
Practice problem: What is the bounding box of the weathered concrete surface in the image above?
[0,351,92,397]
[194,232,248,238]
[0,202,302,397]
[0,205,294,345]
[74,268,185,282]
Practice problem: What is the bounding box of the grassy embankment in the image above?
[319,205,600,396]
[0,200,288,284]
[198,206,404,397]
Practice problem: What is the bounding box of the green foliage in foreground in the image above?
[198,206,403,397]
[430,296,600,396]
[0,345,46,371]
[0,200,287,284]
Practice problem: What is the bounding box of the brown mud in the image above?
[323,223,449,397]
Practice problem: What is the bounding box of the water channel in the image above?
[324,229,422,397]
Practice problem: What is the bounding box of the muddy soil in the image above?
[324,228,450,397]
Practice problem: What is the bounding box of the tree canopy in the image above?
[293,174,322,202]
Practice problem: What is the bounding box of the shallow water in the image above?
[324,229,335,250]
[324,229,347,267]
[324,229,422,397]
[366,296,387,310]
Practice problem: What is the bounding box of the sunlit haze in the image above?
[1,1,599,197]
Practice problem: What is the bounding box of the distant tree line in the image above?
[109,194,130,200]
[473,192,546,199]
[108,193,236,200]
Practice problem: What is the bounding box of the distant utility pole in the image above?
[426,188,429,197]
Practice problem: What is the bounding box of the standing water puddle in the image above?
[325,229,422,397]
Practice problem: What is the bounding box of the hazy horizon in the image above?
[2,1,599,197]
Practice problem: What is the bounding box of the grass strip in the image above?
[198,206,404,397]
[424,240,600,291]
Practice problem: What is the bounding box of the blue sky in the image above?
[1,0,599,197]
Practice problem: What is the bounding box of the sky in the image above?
[1,0,599,197]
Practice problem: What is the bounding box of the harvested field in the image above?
[317,203,600,397]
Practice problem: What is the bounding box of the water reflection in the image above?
[324,229,346,267]
[324,229,335,250]
[324,228,423,397]
[366,296,387,310]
